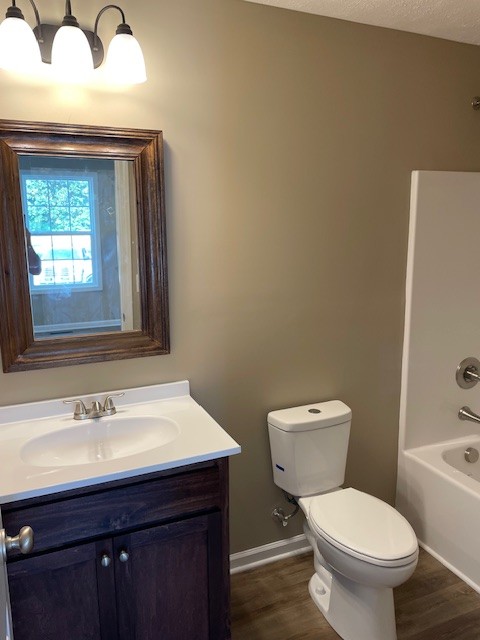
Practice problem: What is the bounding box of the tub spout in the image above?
[459,406,480,424]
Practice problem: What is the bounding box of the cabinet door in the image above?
[8,540,117,640]
[115,512,225,640]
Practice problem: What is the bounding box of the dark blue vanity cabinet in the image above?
[2,459,231,640]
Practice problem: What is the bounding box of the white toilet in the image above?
[267,400,418,640]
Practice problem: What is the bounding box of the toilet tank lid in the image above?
[267,400,351,432]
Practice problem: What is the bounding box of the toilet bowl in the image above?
[300,489,418,640]
[301,489,418,583]
[267,400,419,640]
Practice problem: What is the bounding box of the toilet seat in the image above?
[306,488,418,568]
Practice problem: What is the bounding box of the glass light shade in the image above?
[105,33,146,85]
[51,25,93,82]
[0,17,41,72]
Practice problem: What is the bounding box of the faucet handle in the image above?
[63,399,88,420]
[90,401,102,415]
[102,392,125,416]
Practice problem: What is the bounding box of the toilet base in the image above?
[303,518,400,640]
[308,570,397,640]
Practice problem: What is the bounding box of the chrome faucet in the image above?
[458,406,480,425]
[64,393,125,420]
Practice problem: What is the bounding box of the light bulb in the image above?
[105,33,146,85]
[51,24,93,83]
[0,16,41,72]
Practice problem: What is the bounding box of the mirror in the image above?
[20,155,141,338]
[0,120,169,372]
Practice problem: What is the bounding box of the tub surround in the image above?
[0,380,240,503]
[397,171,480,593]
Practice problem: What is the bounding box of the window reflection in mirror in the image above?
[19,155,141,339]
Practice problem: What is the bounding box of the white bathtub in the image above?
[397,436,480,593]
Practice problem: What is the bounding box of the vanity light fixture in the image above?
[0,1,147,84]
[0,0,41,72]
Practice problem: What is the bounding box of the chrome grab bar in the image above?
[458,406,480,424]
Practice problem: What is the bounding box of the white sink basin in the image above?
[0,381,241,503]
[20,416,180,467]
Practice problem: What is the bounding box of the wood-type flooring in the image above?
[231,548,480,639]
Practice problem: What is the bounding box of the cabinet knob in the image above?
[0,526,34,560]
[101,554,111,568]
[119,549,129,563]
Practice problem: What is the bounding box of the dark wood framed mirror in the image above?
[0,120,169,372]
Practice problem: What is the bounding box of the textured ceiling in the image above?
[243,0,480,46]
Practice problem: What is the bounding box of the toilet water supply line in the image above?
[272,492,300,527]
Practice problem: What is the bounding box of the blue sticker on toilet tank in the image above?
[276,464,285,472]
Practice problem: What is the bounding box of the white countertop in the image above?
[0,380,241,504]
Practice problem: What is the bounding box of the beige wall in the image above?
[0,0,480,552]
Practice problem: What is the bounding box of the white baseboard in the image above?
[230,533,311,575]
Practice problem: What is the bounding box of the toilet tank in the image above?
[267,400,352,497]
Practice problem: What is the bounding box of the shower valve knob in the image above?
[456,357,480,389]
